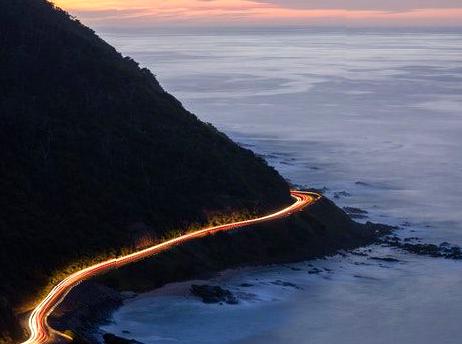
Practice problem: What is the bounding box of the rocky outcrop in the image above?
[343,207,369,219]
[103,334,143,344]
[49,282,124,344]
[381,236,462,259]
[190,285,238,304]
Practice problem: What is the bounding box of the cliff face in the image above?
[0,1,290,340]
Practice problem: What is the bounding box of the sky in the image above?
[54,0,462,28]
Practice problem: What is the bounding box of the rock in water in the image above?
[103,333,144,344]
[190,285,239,304]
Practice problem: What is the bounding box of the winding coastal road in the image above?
[21,190,320,344]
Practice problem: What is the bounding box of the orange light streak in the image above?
[22,190,320,344]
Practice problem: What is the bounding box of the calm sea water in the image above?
[100,29,462,344]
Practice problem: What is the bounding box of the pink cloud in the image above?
[54,0,462,27]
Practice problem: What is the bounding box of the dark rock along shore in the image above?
[380,236,462,260]
[190,285,239,305]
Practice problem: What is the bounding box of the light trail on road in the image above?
[21,190,320,344]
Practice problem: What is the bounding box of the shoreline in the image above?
[48,197,393,343]
[101,242,462,344]
[86,238,462,344]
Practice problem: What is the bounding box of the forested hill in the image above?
[0,0,290,333]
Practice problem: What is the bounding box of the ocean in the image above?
[100,28,462,344]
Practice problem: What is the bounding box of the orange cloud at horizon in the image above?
[53,0,462,27]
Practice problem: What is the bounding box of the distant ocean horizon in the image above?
[101,28,462,344]
[96,25,462,34]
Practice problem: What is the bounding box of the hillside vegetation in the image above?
[0,1,290,339]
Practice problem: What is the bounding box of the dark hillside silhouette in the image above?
[0,1,290,339]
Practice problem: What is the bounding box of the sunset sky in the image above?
[54,0,462,28]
